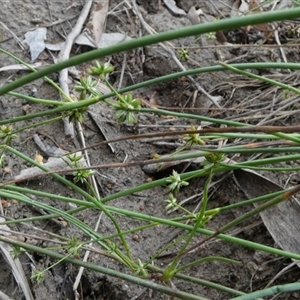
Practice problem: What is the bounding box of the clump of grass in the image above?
[1,7,300,300]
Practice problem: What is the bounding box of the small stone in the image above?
[132,234,139,241]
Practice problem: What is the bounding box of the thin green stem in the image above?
[0,48,69,99]
[8,91,64,106]
[176,256,240,274]
[3,184,300,265]
[3,62,300,126]
[1,7,300,94]
[4,146,132,260]
[149,264,245,296]
[106,205,300,262]
[178,168,213,256]
[220,186,300,233]
[103,77,127,105]
[231,282,300,300]
[219,61,300,96]
[0,235,208,300]
[13,116,63,134]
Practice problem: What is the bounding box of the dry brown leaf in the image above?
[215,30,227,44]
[86,0,109,47]
[187,6,200,25]
[163,0,186,16]
[1,199,10,207]
[230,0,271,40]
[0,217,34,300]
[247,0,271,35]
[230,0,241,18]
[234,169,300,267]
[75,32,131,48]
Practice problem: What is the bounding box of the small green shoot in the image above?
[133,259,148,278]
[0,125,17,145]
[161,259,180,281]
[112,93,142,124]
[31,269,46,284]
[204,32,216,40]
[184,125,205,148]
[87,61,141,124]
[67,153,95,184]
[166,170,189,194]
[165,193,195,216]
[62,95,88,123]
[178,47,189,61]
[11,245,26,259]
[67,236,82,257]
[203,152,225,169]
[75,76,99,99]
[88,61,114,79]
[165,193,178,210]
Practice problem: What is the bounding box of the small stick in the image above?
[58,0,93,138]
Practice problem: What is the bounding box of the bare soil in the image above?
[1,1,300,299]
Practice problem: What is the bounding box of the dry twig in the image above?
[58,0,93,138]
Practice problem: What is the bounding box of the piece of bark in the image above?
[234,168,300,267]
